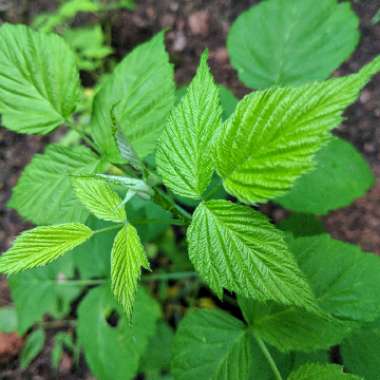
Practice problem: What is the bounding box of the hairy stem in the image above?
[255,335,283,380]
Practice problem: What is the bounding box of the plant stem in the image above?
[65,120,100,154]
[38,320,76,329]
[255,335,283,380]
[143,271,197,282]
[58,279,106,286]
[93,224,124,235]
[154,187,192,222]
[131,218,185,226]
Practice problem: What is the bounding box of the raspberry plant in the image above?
[1,0,380,379]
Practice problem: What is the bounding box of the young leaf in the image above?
[77,285,160,380]
[228,0,359,89]
[0,224,93,274]
[187,200,316,309]
[156,52,222,199]
[287,363,361,380]
[20,329,46,369]
[214,57,380,204]
[0,24,80,134]
[8,144,104,225]
[72,177,126,223]
[172,309,252,380]
[111,224,150,319]
[90,32,175,161]
[276,137,374,215]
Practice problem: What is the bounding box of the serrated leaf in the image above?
[20,329,45,369]
[187,200,316,309]
[276,137,374,215]
[72,177,126,223]
[8,144,104,225]
[0,24,80,134]
[0,224,93,274]
[287,363,362,380]
[111,224,150,319]
[214,57,380,204]
[77,285,160,380]
[289,234,380,322]
[91,32,175,161]
[9,255,80,334]
[156,52,222,199]
[172,309,251,380]
[228,0,359,89]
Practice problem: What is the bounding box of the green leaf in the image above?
[9,255,80,334]
[111,224,150,319]
[278,214,325,238]
[227,0,359,89]
[214,57,380,204]
[77,285,160,380]
[219,85,238,120]
[0,307,18,333]
[51,332,74,369]
[0,224,93,274]
[187,200,316,309]
[276,137,374,215]
[341,319,380,380]
[72,177,126,223]
[0,24,80,134]
[239,298,355,352]
[157,52,222,199]
[20,329,46,369]
[8,144,104,225]
[172,309,251,380]
[289,234,380,322]
[90,32,175,161]
[287,363,362,380]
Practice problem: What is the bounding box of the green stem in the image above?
[65,120,100,154]
[155,187,192,222]
[38,320,76,329]
[93,224,124,235]
[143,271,197,282]
[132,218,185,226]
[255,335,283,380]
[58,279,106,286]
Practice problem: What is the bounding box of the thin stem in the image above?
[65,120,100,154]
[155,187,192,222]
[58,279,106,286]
[143,271,197,282]
[255,335,283,380]
[38,320,76,329]
[132,218,185,226]
[93,224,124,235]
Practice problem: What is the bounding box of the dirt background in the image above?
[0,0,379,378]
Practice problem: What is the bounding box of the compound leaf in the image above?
[8,144,104,225]
[156,52,222,199]
[91,32,175,161]
[72,177,126,223]
[228,0,359,89]
[172,309,251,380]
[287,363,361,380]
[187,200,316,309]
[0,224,93,274]
[0,24,80,134]
[276,137,374,215]
[111,224,150,319]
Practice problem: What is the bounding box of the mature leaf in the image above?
[111,224,149,318]
[0,224,93,274]
[187,200,316,309]
[20,329,46,369]
[278,214,325,238]
[227,0,359,89]
[72,177,126,223]
[9,255,80,334]
[0,24,80,134]
[8,144,104,225]
[276,138,374,215]
[239,298,355,352]
[289,234,380,322]
[77,285,160,380]
[172,309,251,380]
[0,307,18,333]
[157,52,222,199]
[90,32,175,161]
[214,57,380,204]
[287,363,361,380]
[341,319,380,380]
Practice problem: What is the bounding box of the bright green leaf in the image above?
[287,363,362,380]
[187,200,316,309]
[172,309,251,380]
[20,329,46,369]
[111,224,150,319]
[0,307,18,333]
[0,224,93,274]
[77,285,160,380]
[228,0,359,89]
[0,24,80,134]
[90,32,175,161]
[72,177,126,223]
[8,144,104,225]
[214,57,380,204]
[276,137,374,215]
[157,52,222,199]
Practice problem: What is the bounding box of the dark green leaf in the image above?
[20,329,45,369]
